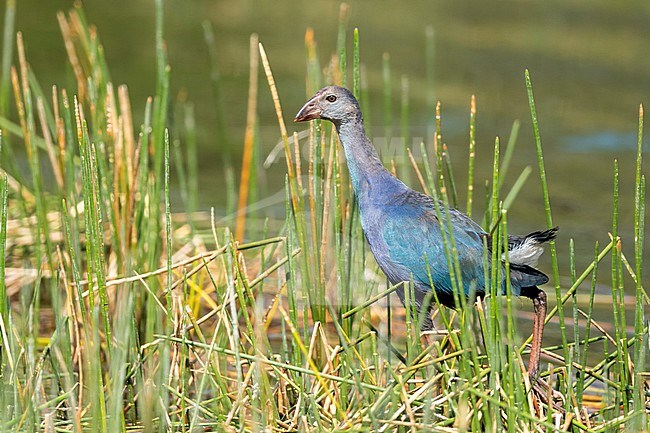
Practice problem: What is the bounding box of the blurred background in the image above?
[5,0,650,283]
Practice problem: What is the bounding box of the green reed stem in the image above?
[0,0,15,120]
[0,172,6,323]
[500,208,518,433]
[501,166,531,214]
[442,142,458,208]
[400,75,411,186]
[28,71,56,139]
[333,134,346,315]
[632,104,647,431]
[0,172,8,426]
[498,120,520,190]
[353,28,360,99]
[382,53,392,148]
[610,159,627,413]
[90,141,111,350]
[337,3,348,87]
[466,95,476,217]
[521,237,614,353]
[524,69,567,362]
[165,129,172,302]
[343,282,404,319]
[576,241,600,405]
[487,139,503,426]
[568,237,577,411]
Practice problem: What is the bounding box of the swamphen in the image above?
[295,85,557,380]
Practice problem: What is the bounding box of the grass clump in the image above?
[0,2,647,432]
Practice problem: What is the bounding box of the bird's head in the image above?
[294,86,360,125]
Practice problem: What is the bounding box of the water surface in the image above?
[7,0,649,289]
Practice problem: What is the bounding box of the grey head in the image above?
[294,86,361,126]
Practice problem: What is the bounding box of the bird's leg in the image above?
[524,287,546,381]
[523,287,565,411]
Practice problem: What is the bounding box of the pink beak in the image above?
[294,95,321,122]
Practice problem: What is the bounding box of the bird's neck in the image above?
[335,118,394,198]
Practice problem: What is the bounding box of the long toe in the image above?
[531,377,565,413]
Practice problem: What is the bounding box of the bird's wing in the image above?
[377,191,488,298]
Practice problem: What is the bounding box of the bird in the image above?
[294,85,557,381]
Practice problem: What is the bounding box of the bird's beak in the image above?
[294,96,321,122]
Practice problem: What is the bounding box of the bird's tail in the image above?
[508,226,559,267]
[525,226,559,245]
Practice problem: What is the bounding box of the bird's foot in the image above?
[531,376,565,414]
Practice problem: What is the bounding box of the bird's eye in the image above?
[326,95,337,103]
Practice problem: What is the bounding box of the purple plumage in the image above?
[295,85,557,380]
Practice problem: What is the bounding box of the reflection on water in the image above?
[7,0,650,292]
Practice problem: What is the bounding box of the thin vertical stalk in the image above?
[0,0,15,114]
[466,95,476,217]
[524,69,566,362]
[632,104,646,430]
[235,33,259,241]
[15,35,54,272]
[337,3,348,87]
[90,141,111,349]
[333,136,346,320]
[610,160,628,413]
[259,42,318,325]
[76,106,108,433]
[434,102,444,196]
[305,28,321,95]
[352,28,360,99]
[165,129,172,301]
[0,0,18,180]
[442,142,458,208]
[0,156,6,328]
[498,120,520,190]
[425,25,435,118]
[382,53,392,150]
[400,75,410,186]
[284,177,300,365]
[576,241,600,405]
[0,172,8,427]
[487,137,502,395]
[500,209,518,433]
[568,238,577,412]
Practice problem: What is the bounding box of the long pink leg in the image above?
[525,288,546,380]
